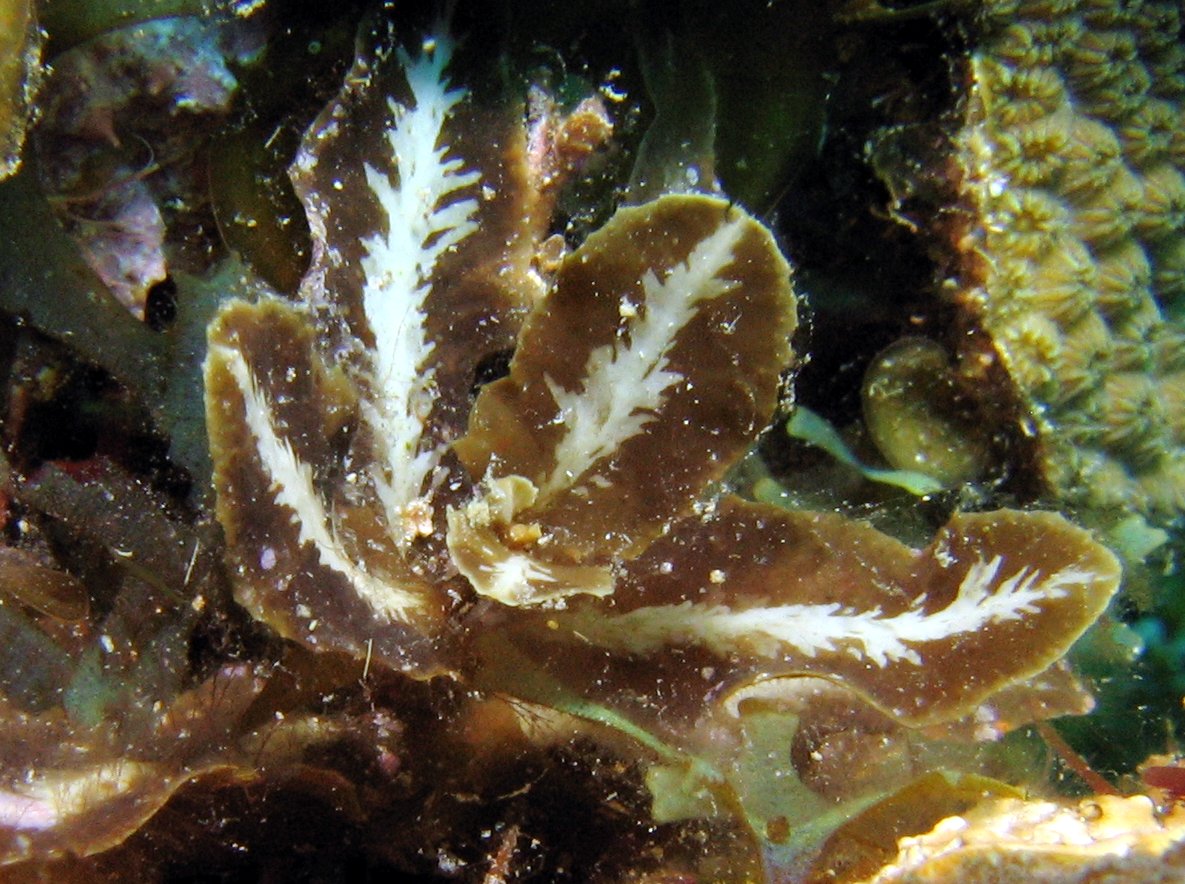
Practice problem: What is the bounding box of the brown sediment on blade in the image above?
[452,194,796,588]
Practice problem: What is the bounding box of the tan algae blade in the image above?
[205,298,447,674]
[451,194,795,604]
[551,497,1119,726]
[290,25,543,542]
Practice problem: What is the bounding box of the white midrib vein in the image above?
[541,213,746,497]
[568,555,1097,668]
[358,32,481,538]
[218,344,421,622]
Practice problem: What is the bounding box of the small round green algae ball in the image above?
[861,337,992,488]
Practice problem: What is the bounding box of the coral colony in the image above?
[203,22,1119,870]
[950,0,1185,521]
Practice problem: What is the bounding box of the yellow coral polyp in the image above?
[1094,240,1151,307]
[1148,44,1185,89]
[1152,328,1185,372]
[1069,167,1142,246]
[1061,309,1113,354]
[1080,71,1151,119]
[1048,315,1114,404]
[1158,371,1185,430]
[1152,237,1185,298]
[1095,372,1164,460]
[1170,119,1185,167]
[950,3,1185,523]
[980,63,1067,126]
[1136,6,1181,48]
[1066,30,1139,79]
[1119,98,1177,166]
[993,116,1070,186]
[995,20,1081,68]
[1016,0,1079,18]
[1016,249,1095,324]
[1110,298,1163,347]
[1080,0,1134,27]
[1061,116,1123,194]
[1135,164,1185,239]
[1137,455,1185,513]
[997,315,1061,393]
[1053,341,1101,402]
[987,188,1070,259]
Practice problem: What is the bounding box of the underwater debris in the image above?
[0,666,263,866]
[0,167,166,391]
[525,86,614,218]
[0,163,265,491]
[949,0,1185,522]
[37,0,251,56]
[0,452,253,863]
[807,770,1025,883]
[0,445,418,869]
[784,405,945,496]
[0,545,88,622]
